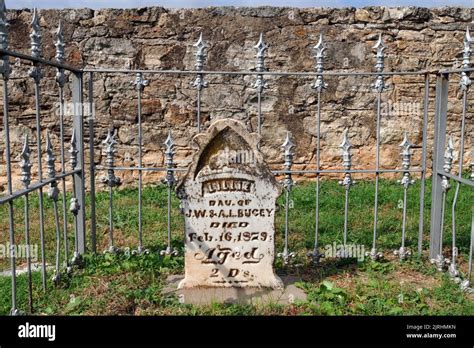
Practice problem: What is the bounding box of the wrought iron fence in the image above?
[0,3,472,315]
[0,5,86,314]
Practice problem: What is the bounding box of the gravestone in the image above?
[176,119,283,289]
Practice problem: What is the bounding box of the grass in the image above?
[0,178,472,315]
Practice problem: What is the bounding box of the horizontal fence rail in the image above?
[0,4,473,316]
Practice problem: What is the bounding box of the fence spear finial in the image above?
[102,129,121,187]
[164,129,176,187]
[192,32,208,90]
[281,131,295,192]
[55,20,67,87]
[398,132,415,189]
[372,33,387,93]
[55,20,65,64]
[444,136,455,172]
[164,129,174,155]
[254,32,268,93]
[255,33,268,58]
[460,26,472,91]
[30,8,42,59]
[340,129,352,171]
[28,8,43,83]
[0,0,8,50]
[313,33,327,91]
[69,129,78,170]
[462,27,472,69]
[0,0,10,79]
[441,136,455,192]
[194,32,206,68]
[338,129,354,189]
[103,129,116,150]
[282,132,295,167]
[373,33,386,61]
[399,132,413,169]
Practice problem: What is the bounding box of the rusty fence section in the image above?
[0,4,473,315]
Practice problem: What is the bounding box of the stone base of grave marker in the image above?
[163,274,307,305]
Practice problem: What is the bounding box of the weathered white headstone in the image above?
[177,119,283,289]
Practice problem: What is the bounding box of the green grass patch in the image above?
[0,178,472,315]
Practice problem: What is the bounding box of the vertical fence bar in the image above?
[278,132,296,265]
[55,20,70,269]
[134,72,148,254]
[0,0,18,315]
[338,129,354,252]
[394,132,414,261]
[429,73,449,260]
[418,73,430,255]
[193,33,207,132]
[196,88,202,131]
[4,90,17,311]
[88,72,97,254]
[372,92,382,258]
[160,131,178,256]
[254,33,268,139]
[369,34,387,261]
[71,72,86,254]
[69,130,81,266]
[46,132,62,285]
[449,92,467,280]
[308,34,326,263]
[137,74,143,253]
[311,89,323,261]
[20,134,33,312]
[28,8,47,290]
[102,129,120,253]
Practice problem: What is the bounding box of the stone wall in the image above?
[1,6,473,191]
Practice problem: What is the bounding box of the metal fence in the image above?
[429,40,474,291]
[0,4,473,315]
[0,6,86,314]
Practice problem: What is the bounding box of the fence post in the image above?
[72,72,86,254]
[87,71,97,253]
[429,73,449,260]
